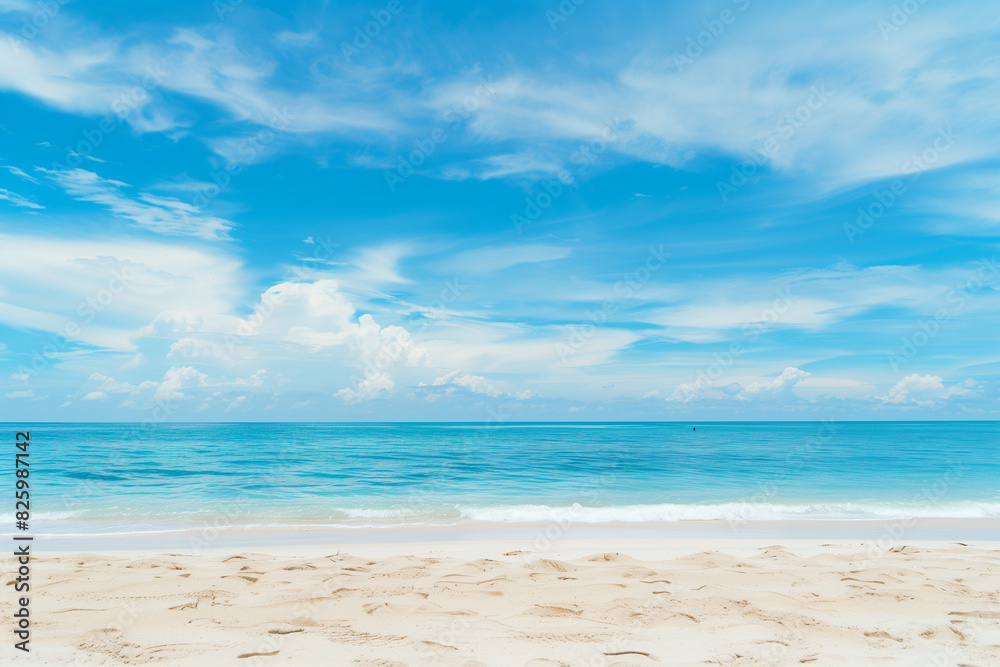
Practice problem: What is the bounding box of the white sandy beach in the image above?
[9,535,1000,666]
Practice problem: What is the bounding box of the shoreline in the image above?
[22,517,1000,552]
[32,536,1000,561]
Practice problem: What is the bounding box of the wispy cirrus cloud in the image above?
[2,164,40,184]
[0,187,42,209]
[38,168,233,239]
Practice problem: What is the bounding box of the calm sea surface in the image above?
[10,422,1000,534]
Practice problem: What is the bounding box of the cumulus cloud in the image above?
[256,281,425,402]
[71,367,243,405]
[86,372,158,396]
[878,375,978,407]
[153,366,208,401]
[168,338,230,362]
[661,382,703,403]
[432,371,505,398]
[738,367,811,400]
[656,367,811,404]
[335,372,394,403]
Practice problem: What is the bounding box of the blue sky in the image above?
[1,0,999,421]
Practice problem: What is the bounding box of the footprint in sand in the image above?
[949,610,1000,618]
[527,605,583,617]
[168,601,198,611]
[529,559,570,572]
[585,552,635,562]
[603,650,654,659]
[289,616,320,627]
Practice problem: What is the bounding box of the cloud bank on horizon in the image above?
[1,0,999,421]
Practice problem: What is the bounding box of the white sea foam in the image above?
[456,501,1000,523]
[340,508,436,519]
[0,510,85,521]
[19,502,1000,532]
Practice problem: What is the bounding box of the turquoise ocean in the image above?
[10,422,1000,536]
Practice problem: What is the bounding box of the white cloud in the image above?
[154,366,208,401]
[230,280,426,402]
[69,367,273,409]
[661,382,703,403]
[335,372,394,403]
[878,375,978,406]
[4,3,999,195]
[0,188,43,209]
[440,152,567,181]
[432,371,504,398]
[1,165,41,184]
[460,6,1000,189]
[5,389,35,398]
[235,369,267,387]
[350,244,413,285]
[87,372,157,395]
[444,244,572,274]
[0,33,132,115]
[265,280,424,365]
[39,168,233,239]
[0,234,244,350]
[276,30,318,47]
[739,367,812,399]
[0,21,398,140]
[168,338,230,362]
[224,395,247,412]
